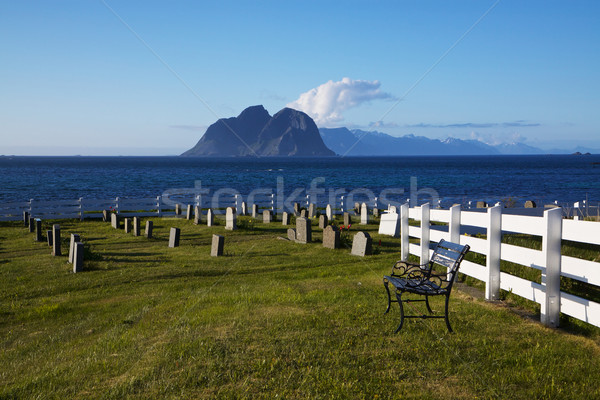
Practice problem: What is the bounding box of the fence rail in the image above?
[397,203,600,329]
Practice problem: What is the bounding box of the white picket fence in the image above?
[396,203,600,329]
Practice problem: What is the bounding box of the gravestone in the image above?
[225,207,237,230]
[295,217,311,243]
[186,204,193,220]
[111,213,119,229]
[35,219,43,242]
[308,203,316,218]
[211,234,224,257]
[360,203,369,225]
[241,201,248,216]
[194,206,202,225]
[300,209,308,218]
[207,209,214,226]
[133,217,141,236]
[28,217,35,233]
[23,211,30,227]
[252,204,259,218]
[102,209,110,222]
[373,208,379,218]
[343,212,351,227]
[281,211,290,226]
[287,228,297,241]
[124,218,131,233]
[68,234,81,263]
[263,209,272,224]
[524,200,537,208]
[72,242,84,273]
[326,204,332,220]
[476,201,488,208]
[354,202,361,214]
[52,224,61,256]
[388,205,397,214]
[293,202,300,216]
[378,211,400,237]
[351,231,372,256]
[168,227,180,248]
[145,220,153,238]
[175,204,182,215]
[322,225,340,249]
[318,214,328,229]
[47,230,53,246]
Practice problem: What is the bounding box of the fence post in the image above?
[156,196,162,217]
[449,204,461,280]
[79,197,84,221]
[541,207,563,327]
[421,203,430,265]
[486,205,502,301]
[400,202,409,261]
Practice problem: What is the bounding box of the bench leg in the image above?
[444,294,453,333]
[424,295,433,314]
[383,279,392,314]
[394,292,405,333]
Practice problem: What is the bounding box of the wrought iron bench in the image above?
[383,239,470,332]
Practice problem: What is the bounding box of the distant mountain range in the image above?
[182,105,597,157]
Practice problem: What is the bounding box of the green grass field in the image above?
[1,215,600,399]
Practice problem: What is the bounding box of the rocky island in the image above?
[182,105,335,157]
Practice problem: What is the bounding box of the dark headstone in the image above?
[47,230,53,246]
[52,224,61,256]
[524,200,537,208]
[211,234,224,257]
[68,234,81,263]
[72,242,84,273]
[225,207,237,230]
[124,218,131,233]
[281,211,290,226]
[28,217,35,233]
[194,206,202,225]
[145,220,153,238]
[23,211,29,227]
[263,209,272,224]
[207,209,214,226]
[287,228,296,241]
[175,204,182,215]
[133,217,141,236]
[186,204,193,220]
[308,203,316,218]
[35,219,43,242]
[319,214,328,229]
[295,217,311,244]
[168,227,180,248]
[351,231,372,256]
[322,225,340,249]
[343,212,351,227]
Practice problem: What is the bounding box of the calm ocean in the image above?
[1,155,599,207]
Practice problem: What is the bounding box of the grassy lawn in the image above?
[1,215,600,399]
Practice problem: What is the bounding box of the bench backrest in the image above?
[429,239,470,284]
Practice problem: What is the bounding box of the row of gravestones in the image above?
[22,211,85,273]
[286,216,372,257]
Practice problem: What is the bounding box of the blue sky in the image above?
[1,1,599,155]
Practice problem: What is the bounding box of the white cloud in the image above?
[287,77,393,126]
[469,131,526,145]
